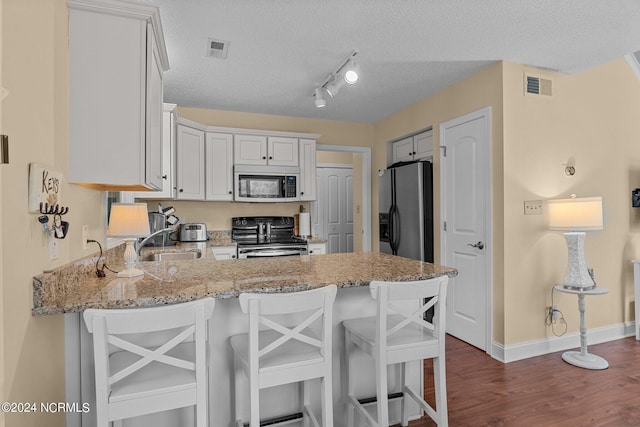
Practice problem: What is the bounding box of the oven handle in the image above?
[244,249,306,258]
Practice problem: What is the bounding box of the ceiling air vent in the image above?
[525,75,552,96]
[207,38,229,59]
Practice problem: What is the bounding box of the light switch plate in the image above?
[524,200,543,215]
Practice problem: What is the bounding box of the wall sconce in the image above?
[313,50,359,108]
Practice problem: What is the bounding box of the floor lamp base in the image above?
[562,350,608,370]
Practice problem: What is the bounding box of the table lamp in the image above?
[107,203,150,278]
[547,195,603,290]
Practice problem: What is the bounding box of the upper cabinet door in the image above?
[68,0,169,191]
[176,125,205,200]
[234,135,267,165]
[413,130,433,160]
[392,136,415,164]
[205,133,234,201]
[267,137,299,167]
[145,24,164,190]
[299,139,317,201]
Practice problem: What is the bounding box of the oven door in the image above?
[237,244,308,259]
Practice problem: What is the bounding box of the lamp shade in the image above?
[547,196,603,231]
[107,203,150,237]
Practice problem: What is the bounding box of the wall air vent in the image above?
[525,75,552,96]
[207,38,229,59]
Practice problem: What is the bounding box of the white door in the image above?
[440,107,492,352]
[313,166,354,253]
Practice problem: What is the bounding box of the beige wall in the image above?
[502,59,640,344]
[2,1,105,425]
[374,62,506,341]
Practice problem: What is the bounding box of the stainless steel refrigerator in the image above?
[379,161,433,262]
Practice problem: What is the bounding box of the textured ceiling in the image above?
[140,0,640,123]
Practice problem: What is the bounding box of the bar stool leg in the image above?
[321,374,334,427]
[375,358,389,426]
[345,329,355,427]
[434,355,448,427]
[400,362,409,426]
[302,380,311,427]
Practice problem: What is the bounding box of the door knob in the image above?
[467,241,484,250]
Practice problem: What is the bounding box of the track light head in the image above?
[343,60,359,85]
[314,87,326,108]
[325,75,344,98]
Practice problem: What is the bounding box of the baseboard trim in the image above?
[490,322,636,363]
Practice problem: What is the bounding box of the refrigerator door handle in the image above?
[388,205,396,254]
[391,205,401,255]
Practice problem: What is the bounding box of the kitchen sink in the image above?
[140,251,202,262]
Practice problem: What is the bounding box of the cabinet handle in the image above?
[262,156,266,160]
[301,192,304,195]
[269,156,273,160]
[179,189,184,193]
[231,255,236,259]
[228,191,232,194]
[162,175,167,180]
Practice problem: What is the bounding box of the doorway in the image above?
[440,107,493,353]
[313,165,354,253]
[315,144,372,252]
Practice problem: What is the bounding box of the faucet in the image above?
[136,227,175,255]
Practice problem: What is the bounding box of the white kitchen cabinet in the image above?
[299,139,317,201]
[176,125,205,200]
[129,104,177,200]
[210,246,237,260]
[267,137,299,166]
[68,0,169,190]
[234,135,268,165]
[391,129,433,164]
[308,242,326,255]
[205,133,234,201]
[234,135,299,166]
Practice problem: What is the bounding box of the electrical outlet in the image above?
[524,200,543,215]
[548,305,559,321]
[82,225,89,250]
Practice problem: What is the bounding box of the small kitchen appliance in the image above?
[179,223,208,242]
[232,216,308,258]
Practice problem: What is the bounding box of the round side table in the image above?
[554,285,608,370]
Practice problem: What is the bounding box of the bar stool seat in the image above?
[343,277,449,427]
[231,285,337,427]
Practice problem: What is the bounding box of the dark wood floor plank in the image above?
[400,334,640,427]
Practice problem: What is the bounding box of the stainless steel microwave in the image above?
[234,165,300,202]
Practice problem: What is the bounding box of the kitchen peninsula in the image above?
[33,250,456,426]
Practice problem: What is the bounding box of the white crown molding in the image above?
[175,117,321,140]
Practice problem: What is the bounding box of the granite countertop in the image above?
[32,249,457,316]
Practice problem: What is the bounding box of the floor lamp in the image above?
[107,203,151,278]
[547,196,603,290]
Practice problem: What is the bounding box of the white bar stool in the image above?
[83,298,216,427]
[230,285,337,427]
[343,277,449,427]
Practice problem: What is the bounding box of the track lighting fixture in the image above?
[312,50,359,108]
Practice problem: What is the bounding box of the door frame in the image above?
[439,106,493,355]
[316,144,372,252]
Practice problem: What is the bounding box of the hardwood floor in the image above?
[404,335,640,427]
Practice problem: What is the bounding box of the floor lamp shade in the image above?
[547,196,603,289]
[108,203,150,278]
